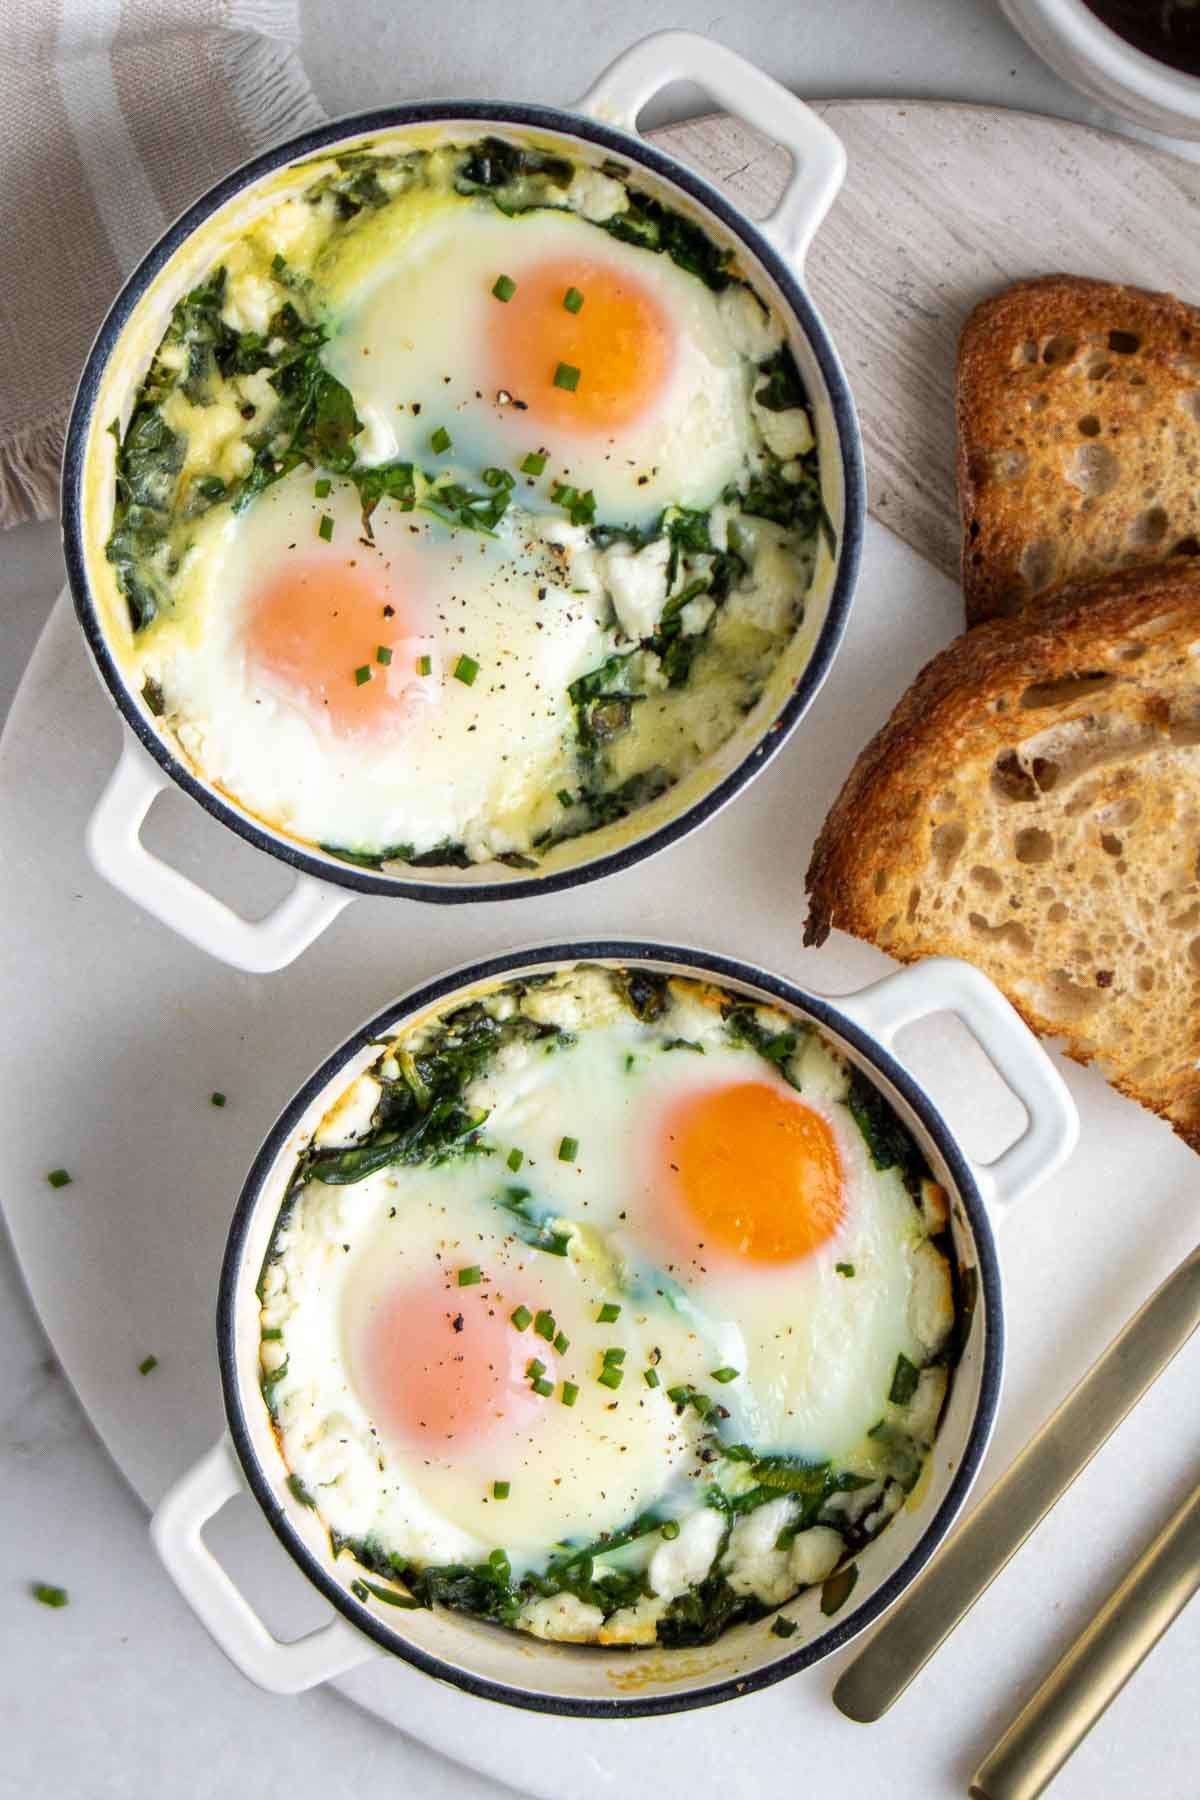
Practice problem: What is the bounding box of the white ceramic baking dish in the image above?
[62,32,864,973]
[151,942,1078,1713]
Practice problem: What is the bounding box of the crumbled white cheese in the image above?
[598,536,671,640]
[862,1482,905,1537]
[353,401,399,467]
[722,1498,796,1605]
[520,967,625,1030]
[791,1032,849,1102]
[908,1238,954,1356]
[314,1074,381,1147]
[920,1178,949,1233]
[519,1592,606,1641]
[726,522,800,636]
[569,167,629,223]
[820,1480,883,1525]
[648,1507,725,1601]
[752,397,815,460]
[718,284,784,362]
[905,1365,949,1447]
[597,1594,667,1645]
[221,271,277,337]
[679,595,716,638]
[788,1525,844,1587]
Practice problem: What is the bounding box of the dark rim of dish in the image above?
[216,941,1004,1717]
[61,101,866,905]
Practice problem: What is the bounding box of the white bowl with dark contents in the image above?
[1001,0,1200,137]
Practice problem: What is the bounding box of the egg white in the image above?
[147,467,608,857]
[323,201,757,527]
[263,973,950,1589]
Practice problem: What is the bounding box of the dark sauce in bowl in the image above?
[1083,1,1200,76]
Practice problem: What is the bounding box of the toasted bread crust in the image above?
[957,275,1200,627]
[806,560,1200,1150]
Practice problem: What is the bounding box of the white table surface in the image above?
[0,6,1184,1797]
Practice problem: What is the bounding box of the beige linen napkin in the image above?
[0,0,325,527]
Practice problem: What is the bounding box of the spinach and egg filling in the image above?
[258,966,959,1649]
[102,136,827,866]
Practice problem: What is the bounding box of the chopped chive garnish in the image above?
[261,1328,282,1341]
[602,1347,626,1366]
[598,1365,624,1391]
[491,273,517,302]
[318,513,334,541]
[690,1391,714,1418]
[772,1616,798,1638]
[835,1262,855,1277]
[643,1367,660,1389]
[526,1358,546,1379]
[507,1147,524,1172]
[46,1169,71,1188]
[557,789,574,808]
[457,1265,482,1287]
[416,654,432,676]
[534,1309,556,1341]
[510,1304,533,1331]
[561,1380,579,1407]
[453,654,479,686]
[138,1355,158,1376]
[520,450,547,476]
[553,1331,570,1355]
[558,1135,579,1163]
[597,1302,621,1324]
[532,1377,555,1398]
[376,645,393,665]
[553,361,580,392]
[710,1366,740,1384]
[666,1384,690,1406]
[659,1520,680,1541]
[430,425,452,454]
[210,1091,227,1108]
[314,478,331,498]
[32,1584,68,1609]
[493,1480,510,1500]
[354,665,372,686]
[563,286,585,313]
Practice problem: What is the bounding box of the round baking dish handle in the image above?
[87,738,352,973]
[836,956,1079,1216]
[151,1436,380,1694]
[575,30,846,270]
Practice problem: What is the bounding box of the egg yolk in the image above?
[358,1274,547,1451]
[658,1081,845,1263]
[244,558,422,738]
[487,255,675,432]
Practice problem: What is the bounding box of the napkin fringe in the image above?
[0,411,66,531]
[3,5,325,529]
[215,12,326,158]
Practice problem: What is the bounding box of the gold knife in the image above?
[833,1244,1200,1723]
[969,1478,1200,1800]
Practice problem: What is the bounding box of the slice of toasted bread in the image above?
[805,559,1200,1149]
[958,275,1200,626]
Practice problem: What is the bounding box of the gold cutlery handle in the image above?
[833,1245,1200,1723]
[969,1482,1200,1800]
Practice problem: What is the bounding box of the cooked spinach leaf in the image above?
[601,189,734,291]
[493,1184,571,1257]
[847,1067,924,1193]
[754,345,807,413]
[299,1003,566,1187]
